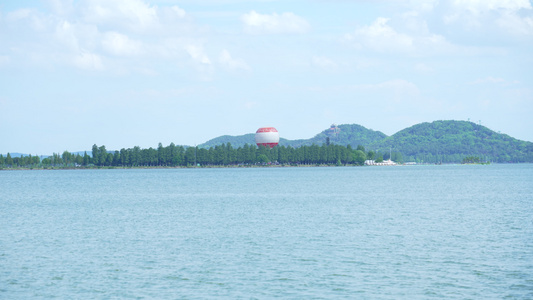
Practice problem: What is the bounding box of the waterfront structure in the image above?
[365,159,397,166]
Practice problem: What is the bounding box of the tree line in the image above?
[87,143,373,167]
[1,142,389,169]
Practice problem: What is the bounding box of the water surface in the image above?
[1,165,532,298]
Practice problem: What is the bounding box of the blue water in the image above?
[1,165,532,299]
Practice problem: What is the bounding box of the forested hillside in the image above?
[197,121,532,163]
[198,124,387,149]
[2,120,532,168]
[284,124,387,148]
[200,134,255,148]
[371,120,533,163]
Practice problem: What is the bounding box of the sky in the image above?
[1,0,532,154]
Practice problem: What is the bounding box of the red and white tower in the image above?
[255,127,279,148]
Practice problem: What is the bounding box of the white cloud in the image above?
[445,0,533,35]
[6,8,47,31]
[46,0,74,16]
[241,10,310,34]
[469,76,514,85]
[0,55,10,66]
[80,0,159,32]
[219,49,251,72]
[54,20,101,58]
[185,45,211,64]
[361,79,420,96]
[1,0,207,74]
[345,18,414,52]
[54,20,79,50]
[184,44,214,80]
[345,17,456,55]
[322,79,420,101]
[243,101,258,110]
[6,9,32,22]
[413,62,433,73]
[102,31,143,56]
[72,52,104,70]
[169,5,186,19]
[311,56,337,70]
[496,11,533,36]
[451,0,532,14]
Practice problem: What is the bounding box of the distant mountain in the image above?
[0,153,50,159]
[1,151,88,160]
[197,121,532,163]
[284,124,387,148]
[370,120,533,163]
[198,124,387,149]
[1,153,28,158]
[200,133,256,148]
[4,120,531,164]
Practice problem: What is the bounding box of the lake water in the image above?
[1,165,532,299]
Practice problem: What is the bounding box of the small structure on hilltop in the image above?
[328,124,340,136]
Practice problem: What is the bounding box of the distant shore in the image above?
[0,162,509,171]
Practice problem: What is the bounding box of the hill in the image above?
[4,120,531,165]
[198,121,533,163]
[200,134,293,149]
[198,124,387,149]
[370,120,533,163]
[286,124,387,148]
[199,133,255,149]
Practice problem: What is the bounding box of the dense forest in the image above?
[199,121,533,163]
[2,120,532,169]
[0,143,374,169]
[370,121,533,163]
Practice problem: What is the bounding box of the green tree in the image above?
[75,154,83,166]
[113,151,120,166]
[62,151,72,165]
[120,148,127,166]
[184,147,196,166]
[168,143,177,166]
[353,150,366,165]
[257,154,270,164]
[6,153,13,167]
[196,148,210,165]
[92,144,99,165]
[132,146,141,166]
[105,153,113,166]
[98,145,107,166]
[42,157,51,166]
[367,150,375,160]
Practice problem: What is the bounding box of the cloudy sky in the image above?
[1,0,532,154]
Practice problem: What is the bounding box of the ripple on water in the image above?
[0,165,532,298]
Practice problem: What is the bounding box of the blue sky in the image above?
[1,0,532,154]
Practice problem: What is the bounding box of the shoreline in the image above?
[0,162,513,171]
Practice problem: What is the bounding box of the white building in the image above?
[364,159,397,166]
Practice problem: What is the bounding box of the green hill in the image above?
[284,124,388,148]
[200,134,292,149]
[199,133,255,149]
[370,120,533,163]
[199,124,387,149]
[198,120,532,163]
